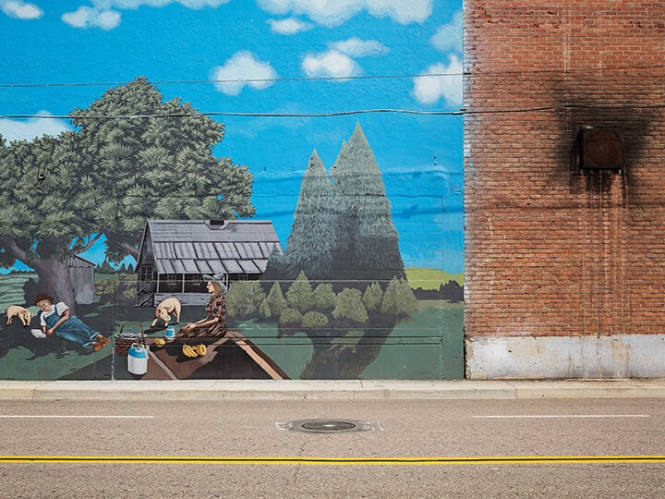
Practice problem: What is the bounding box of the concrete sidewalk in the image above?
[2,379,665,401]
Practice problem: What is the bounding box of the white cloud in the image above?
[329,37,388,57]
[267,17,312,35]
[302,50,360,79]
[62,0,230,29]
[0,111,71,143]
[300,38,386,83]
[431,9,462,54]
[210,51,277,96]
[92,0,230,9]
[1,1,43,19]
[257,0,431,27]
[365,0,432,25]
[62,6,121,29]
[412,55,463,107]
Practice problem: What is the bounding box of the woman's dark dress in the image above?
[197,291,227,337]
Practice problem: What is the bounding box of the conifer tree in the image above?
[265,281,287,316]
[285,271,314,312]
[258,299,272,319]
[380,277,417,317]
[362,281,383,311]
[329,123,405,281]
[274,150,338,281]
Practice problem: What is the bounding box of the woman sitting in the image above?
[35,293,109,352]
[180,273,228,337]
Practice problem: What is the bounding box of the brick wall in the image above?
[464,1,665,377]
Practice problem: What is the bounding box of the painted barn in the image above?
[135,219,283,306]
[68,255,95,305]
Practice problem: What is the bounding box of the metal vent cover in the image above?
[280,419,375,433]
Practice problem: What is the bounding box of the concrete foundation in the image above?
[466,335,665,379]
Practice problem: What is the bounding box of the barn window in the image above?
[185,274,207,293]
[140,265,154,282]
[162,273,181,293]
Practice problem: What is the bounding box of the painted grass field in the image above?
[0,273,463,380]
[405,267,464,289]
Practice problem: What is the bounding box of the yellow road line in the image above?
[1,455,665,465]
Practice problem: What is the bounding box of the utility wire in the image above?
[3,103,665,120]
[0,63,663,88]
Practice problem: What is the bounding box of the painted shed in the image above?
[68,255,95,305]
[135,219,283,306]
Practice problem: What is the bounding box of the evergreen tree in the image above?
[329,123,404,281]
[99,259,114,274]
[270,150,338,281]
[258,299,272,319]
[380,277,417,317]
[285,271,314,313]
[362,281,383,311]
[265,281,287,316]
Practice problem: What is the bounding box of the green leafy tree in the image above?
[279,308,302,326]
[286,271,314,313]
[380,277,418,317]
[71,77,254,263]
[0,133,99,310]
[0,78,253,312]
[312,283,336,311]
[332,288,368,324]
[265,281,287,317]
[302,311,329,328]
[362,281,383,311]
[222,281,265,319]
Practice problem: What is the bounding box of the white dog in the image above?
[151,297,181,327]
[6,305,33,327]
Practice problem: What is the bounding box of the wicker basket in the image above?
[114,322,145,357]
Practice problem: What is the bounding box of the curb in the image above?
[1,379,665,401]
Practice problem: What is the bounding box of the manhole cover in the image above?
[282,419,374,433]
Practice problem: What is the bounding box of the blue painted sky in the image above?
[0,0,463,273]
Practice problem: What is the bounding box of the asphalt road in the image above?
[1,398,664,497]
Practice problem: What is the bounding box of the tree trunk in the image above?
[120,242,140,261]
[33,258,77,315]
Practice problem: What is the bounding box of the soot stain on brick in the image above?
[556,97,657,199]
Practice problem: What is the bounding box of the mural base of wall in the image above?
[465,335,665,379]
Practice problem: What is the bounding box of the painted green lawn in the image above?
[405,268,464,289]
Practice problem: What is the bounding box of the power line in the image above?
[2,103,665,120]
[0,63,663,88]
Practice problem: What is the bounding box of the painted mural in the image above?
[0,0,463,380]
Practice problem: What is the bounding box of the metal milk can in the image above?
[127,343,148,376]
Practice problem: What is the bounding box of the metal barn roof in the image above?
[139,220,283,275]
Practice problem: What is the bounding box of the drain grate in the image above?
[281,419,375,433]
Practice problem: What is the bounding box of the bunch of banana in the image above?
[182,344,198,358]
[153,338,166,348]
[182,344,207,358]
